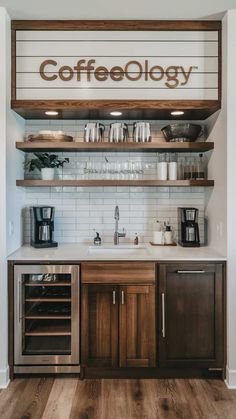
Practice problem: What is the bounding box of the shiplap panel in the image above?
[16,88,218,100]
[15,29,219,101]
[16,41,218,57]
[16,56,219,73]
[16,30,218,42]
[16,73,218,89]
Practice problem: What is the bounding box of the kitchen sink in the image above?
[87,244,150,258]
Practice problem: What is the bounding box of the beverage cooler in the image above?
[14,265,80,373]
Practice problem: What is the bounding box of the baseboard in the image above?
[225,366,236,389]
[0,366,10,389]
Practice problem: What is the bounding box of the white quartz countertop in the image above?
[7,243,226,262]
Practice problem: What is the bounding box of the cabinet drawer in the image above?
[82,262,156,284]
[163,262,219,275]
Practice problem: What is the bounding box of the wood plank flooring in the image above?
[0,378,236,419]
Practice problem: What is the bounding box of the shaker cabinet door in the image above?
[119,285,156,368]
[81,284,119,367]
[158,263,225,367]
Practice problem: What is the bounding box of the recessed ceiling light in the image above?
[171,110,184,116]
[45,111,59,116]
[110,111,122,116]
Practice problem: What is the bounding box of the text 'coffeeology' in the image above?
[39,59,197,88]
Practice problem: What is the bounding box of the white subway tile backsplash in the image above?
[23,119,207,244]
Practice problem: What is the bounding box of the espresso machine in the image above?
[178,208,200,247]
[30,206,58,248]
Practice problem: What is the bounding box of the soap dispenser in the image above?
[94,232,102,246]
[164,224,173,245]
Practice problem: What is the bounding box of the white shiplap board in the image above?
[15,30,219,101]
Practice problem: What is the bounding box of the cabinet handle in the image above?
[112,290,116,305]
[176,270,205,274]
[121,290,125,305]
[18,279,22,323]
[161,293,165,338]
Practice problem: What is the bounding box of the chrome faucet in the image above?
[114,205,126,245]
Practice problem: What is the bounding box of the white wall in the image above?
[0,6,8,388]
[226,9,236,389]
[204,14,227,255]
[0,7,25,388]
[1,0,236,20]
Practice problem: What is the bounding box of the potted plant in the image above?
[25,152,69,180]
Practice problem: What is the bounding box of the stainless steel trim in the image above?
[14,264,80,366]
[112,290,116,305]
[208,368,223,371]
[121,290,125,305]
[18,279,22,323]
[176,270,206,274]
[14,365,80,374]
[161,293,165,338]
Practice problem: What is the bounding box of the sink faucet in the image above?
[114,205,126,245]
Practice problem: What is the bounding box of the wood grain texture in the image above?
[158,262,225,368]
[1,378,236,419]
[81,284,119,367]
[0,378,54,419]
[41,378,77,419]
[119,285,156,368]
[11,99,221,120]
[11,20,222,31]
[16,141,215,153]
[16,179,215,187]
[82,262,156,284]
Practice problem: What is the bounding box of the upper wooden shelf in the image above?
[11,100,221,121]
[16,141,214,153]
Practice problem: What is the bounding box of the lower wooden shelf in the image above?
[16,179,214,187]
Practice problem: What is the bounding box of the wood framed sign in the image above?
[11,20,221,119]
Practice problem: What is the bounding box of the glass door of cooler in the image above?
[14,265,79,365]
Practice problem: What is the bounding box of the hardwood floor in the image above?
[0,378,236,419]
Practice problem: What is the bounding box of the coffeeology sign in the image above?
[15,30,219,100]
[39,59,196,89]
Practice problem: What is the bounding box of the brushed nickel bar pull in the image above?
[121,290,125,305]
[112,290,116,305]
[161,293,165,338]
[177,270,206,274]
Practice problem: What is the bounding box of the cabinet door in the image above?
[81,285,119,367]
[159,263,225,367]
[119,285,156,368]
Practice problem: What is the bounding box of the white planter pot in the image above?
[41,168,55,180]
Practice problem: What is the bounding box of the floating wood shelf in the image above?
[16,141,214,153]
[16,179,214,187]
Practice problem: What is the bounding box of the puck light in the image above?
[171,111,184,116]
[45,111,59,116]
[110,111,123,116]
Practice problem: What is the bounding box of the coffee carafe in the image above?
[133,122,151,142]
[178,207,200,247]
[109,123,129,143]
[30,206,58,248]
[84,122,105,142]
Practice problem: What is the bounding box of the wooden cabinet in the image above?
[158,263,225,368]
[81,285,118,367]
[119,285,156,368]
[81,263,156,369]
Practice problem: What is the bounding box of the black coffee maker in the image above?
[30,206,58,248]
[178,208,200,247]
